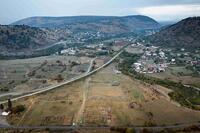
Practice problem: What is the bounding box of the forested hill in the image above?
[147,17,200,49]
[0,25,68,54]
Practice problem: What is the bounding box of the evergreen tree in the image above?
[8,99,12,111]
[0,104,4,110]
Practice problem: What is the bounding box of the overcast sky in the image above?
[0,0,200,24]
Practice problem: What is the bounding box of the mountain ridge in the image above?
[11,15,161,33]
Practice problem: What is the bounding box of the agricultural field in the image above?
[5,63,200,127]
[94,56,111,68]
[147,66,200,88]
[0,55,93,101]
[7,80,84,126]
[125,45,144,54]
[111,41,129,52]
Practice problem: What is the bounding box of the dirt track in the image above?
[75,78,91,124]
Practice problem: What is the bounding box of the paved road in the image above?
[35,40,83,51]
[0,51,123,104]
[0,122,199,131]
[0,92,22,98]
[184,84,200,91]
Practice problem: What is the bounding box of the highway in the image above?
[0,51,123,104]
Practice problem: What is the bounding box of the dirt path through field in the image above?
[2,67,7,79]
[17,99,35,126]
[74,78,90,125]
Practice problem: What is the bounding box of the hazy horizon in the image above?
[0,0,200,24]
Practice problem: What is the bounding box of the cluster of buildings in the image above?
[73,31,106,42]
[133,62,167,74]
[85,43,110,56]
[133,45,169,74]
[143,46,165,59]
[131,41,200,75]
[58,43,111,57]
[60,48,77,55]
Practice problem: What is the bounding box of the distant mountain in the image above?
[158,21,176,26]
[148,17,200,49]
[0,25,68,55]
[11,15,161,33]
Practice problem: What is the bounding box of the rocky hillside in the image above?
[12,15,160,33]
[148,17,200,49]
[0,25,69,54]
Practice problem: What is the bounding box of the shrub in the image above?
[0,104,4,110]
[36,75,42,78]
[12,105,26,114]
[53,74,63,82]
[0,87,9,92]
[126,128,135,133]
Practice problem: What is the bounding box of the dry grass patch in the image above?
[7,81,84,126]
[89,84,124,98]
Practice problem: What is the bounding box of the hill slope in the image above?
[0,25,68,55]
[12,15,160,33]
[148,17,200,49]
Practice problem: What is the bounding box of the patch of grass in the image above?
[169,66,193,76]
[189,97,200,105]
[131,89,144,101]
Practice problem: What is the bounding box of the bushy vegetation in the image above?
[0,44,65,60]
[0,25,69,59]
[12,105,26,114]
[118,51,141,74]
[0,87,9,92]
[0,25,47,50]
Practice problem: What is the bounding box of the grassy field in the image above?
[6,63,200,127]
[147,66,200,88]
[7,80,84,126]
[125,46,144,54]
[0,55,92,100]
